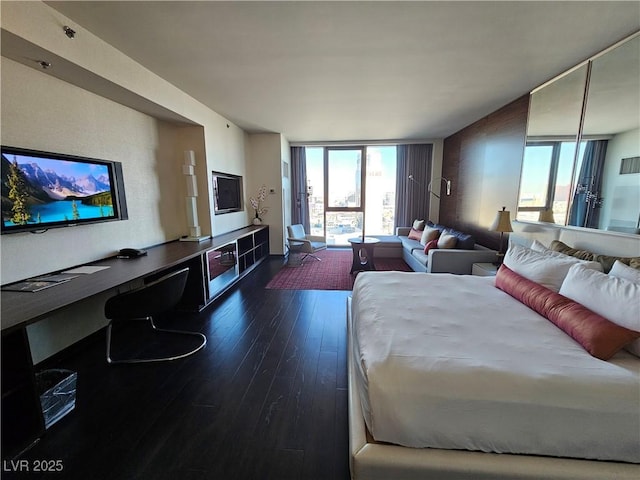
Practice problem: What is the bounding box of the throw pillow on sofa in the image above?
[437,232,457,249]
[412,219,426,230]
[408,228,423,241]
[424,239,438,254]
[420,227,440,246]
[426,222,475,250]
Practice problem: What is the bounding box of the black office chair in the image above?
[104,267,207,364]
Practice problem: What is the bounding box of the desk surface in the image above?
[1,226,264,334]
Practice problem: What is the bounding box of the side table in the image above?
[349,237,380,273]
[472,262,499,277]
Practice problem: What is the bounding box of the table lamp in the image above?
[490,206,513,264]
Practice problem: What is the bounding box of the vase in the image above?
[253,217,262,225]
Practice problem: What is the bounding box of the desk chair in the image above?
[104,267,207,364]
[286,224,327,262]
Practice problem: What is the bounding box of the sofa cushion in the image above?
[451,231,475,250]
[411,249,429,267]
[399,236,424,253]
[427,222,475,250]
[412,219,426,230]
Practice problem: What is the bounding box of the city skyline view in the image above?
[305,146,397,244]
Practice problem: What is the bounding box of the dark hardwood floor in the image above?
[8,257,351,480]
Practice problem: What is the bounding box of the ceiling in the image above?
[44,1,640,143]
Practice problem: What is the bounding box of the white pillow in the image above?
[420,227,440,246]
[609,260,640,284]
[560,264,640,357]
[530,239,548,253]
[437,232,457,249]
[503,244,602,292]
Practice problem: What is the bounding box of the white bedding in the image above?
[351,271,640,463]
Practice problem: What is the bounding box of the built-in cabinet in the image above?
[203,225,269,306]
[176,225,270,311]
[1,225,269,461]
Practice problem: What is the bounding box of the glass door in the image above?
[325,147,365,245]
[306,147,325,237]
[364,146,397,235]
[305,145,398,245]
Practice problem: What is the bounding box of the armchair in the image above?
[286,224,327,262]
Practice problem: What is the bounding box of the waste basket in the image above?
[35,369,77,429]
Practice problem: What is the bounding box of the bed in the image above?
[348,222,640,480]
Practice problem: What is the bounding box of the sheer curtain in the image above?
[568,140,607,229]
[290,146,310,232]
[395,144,433,229]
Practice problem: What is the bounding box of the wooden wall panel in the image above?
[440,95,529,250]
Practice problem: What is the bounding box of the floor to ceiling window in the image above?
[305,145,397,246]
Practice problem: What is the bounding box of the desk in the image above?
[1,225,268,460]
[349,237,380,273]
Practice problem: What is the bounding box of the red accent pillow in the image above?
[495,265,640,360]
[408,228,422,241]
[424,239,438,254]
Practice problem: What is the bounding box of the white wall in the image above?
[281,136,292,249]
[0,58,187,282]
[599,127,640,231]
[1,2,253,362]
[247,133,288,254]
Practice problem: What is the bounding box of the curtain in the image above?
[395,144,433,229]
[568,140,607,229]
[290,146,310,232]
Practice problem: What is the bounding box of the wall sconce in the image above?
[408,175,452,198]
[427,177,451,199]
[489,206,513,262]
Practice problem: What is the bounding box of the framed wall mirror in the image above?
[518,64,587,225]
[518,33,640,235]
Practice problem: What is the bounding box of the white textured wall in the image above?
[0,58,185,282]
[1,2,252,362]
[247,133,287,254]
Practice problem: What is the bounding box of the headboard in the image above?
[510,221,640,258]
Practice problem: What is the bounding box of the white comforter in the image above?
[351,271,640,463]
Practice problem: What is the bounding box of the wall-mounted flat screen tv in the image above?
[212,171,243,215]
[1,146,128,234]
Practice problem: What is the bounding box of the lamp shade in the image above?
[490,207,513,233]
[538,208,555,223]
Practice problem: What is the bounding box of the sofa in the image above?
[372,222,498,274]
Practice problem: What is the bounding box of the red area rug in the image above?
[266,249,412,290]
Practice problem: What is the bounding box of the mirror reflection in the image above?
[518,65,587,225]
[578,36,639,233]
[518,34,640,234]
